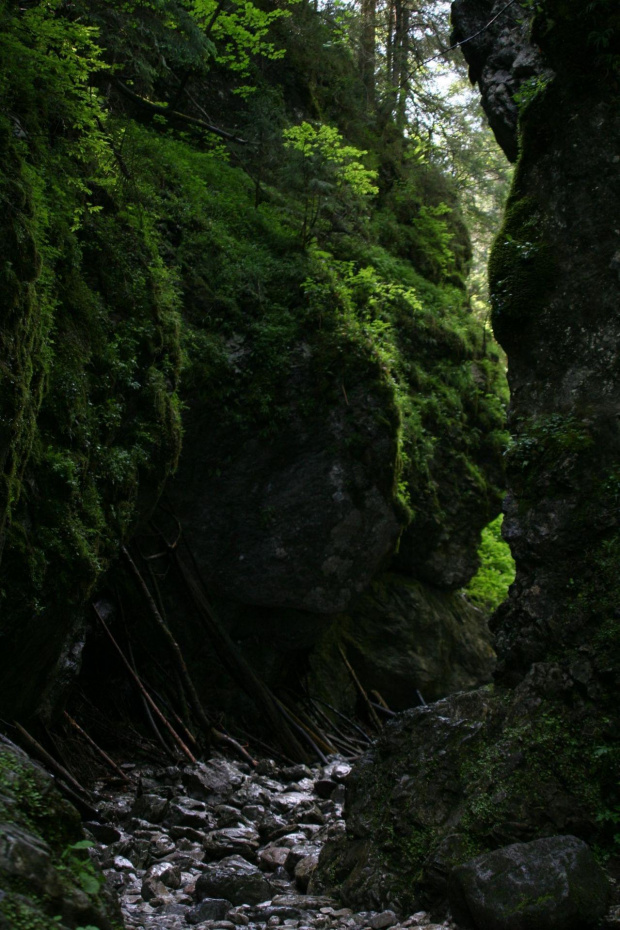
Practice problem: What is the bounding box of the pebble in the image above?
[88,754,461,930]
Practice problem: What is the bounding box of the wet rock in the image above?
[183,761,242,800]
[368,911,397,930]
[285,845,319,873]
[150,833,177,860]
[166,799,215,830]
[196,855,275,905]
[259,844,291,871]
[187,897,234,924]
[294,852,320,892]
[314,780,337,799]
[215,805,254,828]
[131,793,169,824]
[114,855,136,871]
[204,826,261,862]
[272,894,336,910]
[142,861,182,901]
[322,763,351,783]
[84,821,123,844]
[281,766,314,782]
[449,836,609,930]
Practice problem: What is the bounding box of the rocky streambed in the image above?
[89,754,456,930]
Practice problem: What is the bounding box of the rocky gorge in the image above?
[2,0,620,927]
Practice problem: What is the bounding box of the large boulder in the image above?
[195,854,275,905]
[313,664,615,914]
[172,376,403,615]
[449,836,609,930]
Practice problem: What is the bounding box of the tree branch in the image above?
[112,78,249,144]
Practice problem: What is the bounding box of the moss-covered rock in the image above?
[314,669,616,913]
[0,742,122,929]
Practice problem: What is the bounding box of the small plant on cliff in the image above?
[282,122,378,246]
[466,515,515,613]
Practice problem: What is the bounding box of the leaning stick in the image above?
[63,712,131,784]
[123,545,214,747]
[338,646,383,731]
[308,694,373,744]
[93,603,196,764]
[14,722,91,801]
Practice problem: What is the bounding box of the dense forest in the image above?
[1,0,619,929]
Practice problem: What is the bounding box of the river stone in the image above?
[183,760,243,801]
[131,793,169,824]
[145,860,182,889]
[203,826,261,862]
[195,855,274,905]
[448,835,609,930]
[187,897,234,924]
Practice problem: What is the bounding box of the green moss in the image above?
[0,894,66,930]
[489,192,557,344]
[0,747,117,930]
[0,7,183,717]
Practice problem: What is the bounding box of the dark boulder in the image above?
[172,378,403,616]
[449,836,609,930]
[195,854,274,905]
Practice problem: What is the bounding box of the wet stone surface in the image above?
[89,754,459,930]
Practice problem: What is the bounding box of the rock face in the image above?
[0,741,122,929]
[315,0,620,915]
[450,0,551,162]
[449,836,609,930]
[173,378,402,616]
[309,576,495,711]
[165,297,506,713]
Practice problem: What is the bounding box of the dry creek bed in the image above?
[89,754,457,930]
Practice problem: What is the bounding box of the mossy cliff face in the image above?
[315,0,620,912]
[0,6,182,722]
[0,0,507,725]
[489,6,620,682]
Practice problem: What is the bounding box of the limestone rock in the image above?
[131,792,169,824]
[0,744,122,930]
[141,860,182,901]
[449,836,609,930]
[171,380,403,615]
[294,851,320,891]
[203,826,261,862]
